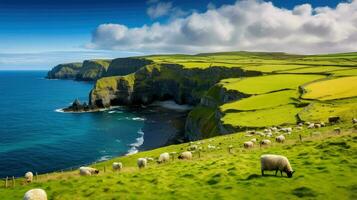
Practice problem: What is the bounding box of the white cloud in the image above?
[147,2,173,19]
[90,0,357,54]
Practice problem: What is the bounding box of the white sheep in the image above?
[250,138,257,143]
[266,132,273,137]
[24,172,33,183]
[23,188,47,200]
[260,139,271,146]
[314,123,321,128]
[275,135,285,143]
[308,123,315,129]
[261,154,294,178]
[271,127,278,132]
[112,162,123,171]
[178,151,192,160]
[137,158,147,169]
[243,141,254,149]
[158,152,170,164]
[256,132,265,137]
[79,167,99,176]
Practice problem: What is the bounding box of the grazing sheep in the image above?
[79,167,99,176]
[178,151,192,160]
[243,141,254,149]
[24,172,33,183]
[320,122,326,127]
[261,154,294,178]
[250,138,257,143]
[137,158,147,169]
[275,135,285,143]
[23,188,47,200]
[264,128,271,133]
[256,132,265,137]
[308,123,315,129]
[158,153,170,164]
[266,132,273,137]
[281,127,292,133]
[314,123,321,128]
[112,162,123,171]
[298,123,303,127]
[329,116,340,124]
[246,130,256,135]
[353,118,357,124]
[260,139,271,146]
[271,127,278,132]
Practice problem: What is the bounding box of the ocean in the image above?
[0,71,187,178]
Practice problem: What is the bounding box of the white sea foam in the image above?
[151,100,193,111]
[97,155,112,162]
[126,129,145,156]
[55,108,64,113]
[132,117,146,121]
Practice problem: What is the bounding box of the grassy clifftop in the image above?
[1,122,356,199]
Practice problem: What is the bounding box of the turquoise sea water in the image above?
[0,71,147,178]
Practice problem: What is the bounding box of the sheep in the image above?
[298,123,304,127]
[260,139,271,146]
[352,118,357,124]
[137,158,147,169]
[281,127,292,133]
[178,151,192,160]
[256,132,265,137]
[250,138,257,143]
[158,152,170,164]
[112,162,123,171]
[314,123,321,128]
[23,188,47,200]
[334,127,341,134]
[243,141,254,149]
[270,127,278,132]
[320,122,326,127]
[266,132,273,137]
[79,167,99,176]
[308,123,315,129]
[261,154,294,178]
[275,135,285,143]
[24,172,33,183]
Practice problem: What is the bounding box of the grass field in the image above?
[302,76,357,100]
[220,90,298,112]
[1,123,355,200]
[222,74,325,95]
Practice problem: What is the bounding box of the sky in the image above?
[0,0,354,69]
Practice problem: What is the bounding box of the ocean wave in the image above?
[151,100,193,111]
[97,155,112,162]
[126,129,144,156]
[132,117,146,121]
[55,108,64,113]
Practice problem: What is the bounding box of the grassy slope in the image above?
[1,124,356,200]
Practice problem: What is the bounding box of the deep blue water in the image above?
[0,71,146,178]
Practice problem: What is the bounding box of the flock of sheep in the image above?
[21,116,353,200]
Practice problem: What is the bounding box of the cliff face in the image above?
[89,63,262,139]
[47,58,152,81]
[47,62,83,79]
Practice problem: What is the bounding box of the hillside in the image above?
[85,52,357,139]
[1,122,356,199]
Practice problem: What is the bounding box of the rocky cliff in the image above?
[89,63,262,139]
[47,58,152,81]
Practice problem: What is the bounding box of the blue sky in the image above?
[0,0,351,69]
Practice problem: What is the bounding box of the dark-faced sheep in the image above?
[275,135,285,143]
[23,188,47,200]
[137,158,147,169]
[260,139,271,146]
[329,116,340,124]
[79,167,99,176]
[261,154,294,178]
[178,151,192,160]
[243,141,254,149]
[112,162,123,171]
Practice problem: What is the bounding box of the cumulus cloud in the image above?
[147,2,173,19]
[89,0,357,54]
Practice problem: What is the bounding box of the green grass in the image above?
[332,69,357,76]
[222,74,325,95]
[220,90,299,111]
[1,124,356,200]
[221,104,302,128]
[302,76,357,100]
[278,66,346,74]
[298,98,357,122]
